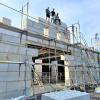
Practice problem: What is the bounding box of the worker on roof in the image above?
[51,8,55,23]
[45,7,50,22]
[54,13,61,25]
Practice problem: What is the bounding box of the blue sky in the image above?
[0,0,100,47]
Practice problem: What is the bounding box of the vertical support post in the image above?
[24,61,27,95]
[32,57,35,96]
[24,27,29,95]
[24,31,28,95]
[54,40,58,90]
[72,24,74,44]
[49,40,51,83]
[81,50,86,91]
[97,53,100,81]
[21,6,23,29]
[78,22,81,44]
[64,61,70,87]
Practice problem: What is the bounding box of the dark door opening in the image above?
[42,59,51,83]
[58,60,65,82]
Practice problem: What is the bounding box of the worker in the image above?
[45,7,50,21]
[51,8,55,23]
[54,13,61,25]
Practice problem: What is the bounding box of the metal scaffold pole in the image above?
[49,40,51,84]
[54,39,58,90]
[24,1,29,95]
[72,24,75,44]
[78,22,81,44]
[24,31,28,95]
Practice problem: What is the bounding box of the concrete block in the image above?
[7,81,23,91]
[26,72,32,80]
[0,70,31,82]
[19,65,25,71]
[56,43,64,49]
[0,28,19,37]
[26,20,44,35]
[0,72,8,81]
[37,39,42,44]
[26,27,37,34]
[42,40,48,45]
[0,64,8,71]
[7,64,20,71]
[27,48,38,56]
[0,93,6,100]
[65,55,74,61]
[0,72,20,81]
[0,43,20,54]
[0,82,6,93]
[27,19,34,27]
[20,47,38,56]
[29,37,38,42]
[7,54,20,61]
[2,34,20,44]
[38,17,47,24]
[42,90,90,100]
[1,17,11,26]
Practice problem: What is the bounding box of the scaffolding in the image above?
[0,1,100,100]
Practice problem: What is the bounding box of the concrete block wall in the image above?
[0,44,38,62]
[22,18,44,35]
[64,60,84,86]
[64,53,100,86]
[0,30,39,99]
[0,63,33,100]
[22,17,70,44]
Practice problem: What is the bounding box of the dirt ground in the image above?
[90,93,100,100]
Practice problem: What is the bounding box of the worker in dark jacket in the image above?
[54,13,61,25]
[45,7,50,21]
[51,8,55,23]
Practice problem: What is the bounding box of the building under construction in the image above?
[0,2,100,100]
